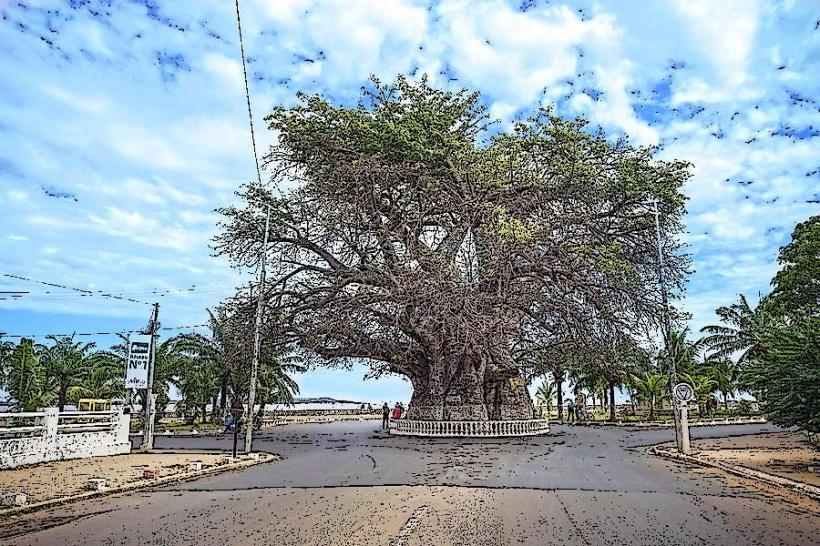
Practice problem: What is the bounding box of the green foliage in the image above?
[172,307,303,420]
[535,379,556,409]
[680,372,716,417]
[67,352,125,403]
[701,214,819,432]
[661,328,698,376]
[699,295,771,364]
[37,335,96,411]
[6,339,52,411]
[707,358,739,410]
[769,215,819,316]
[742,316,820,432]
[629,371,668,420]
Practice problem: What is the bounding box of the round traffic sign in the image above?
[673,382,694,402]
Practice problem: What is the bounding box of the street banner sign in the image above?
[673,382,694,404]
[125,334,151,389]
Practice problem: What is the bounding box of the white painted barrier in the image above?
[0,408,131,469]
[389,419,550,437]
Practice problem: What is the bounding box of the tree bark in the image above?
[609,381,616,421]
[219,376,228,412]
[406,356,533,421]
[58,384,67,412]
[556,375,564,422]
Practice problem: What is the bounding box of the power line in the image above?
[234,0,263,187]
[0,323,209,340]
[2,273,151,305]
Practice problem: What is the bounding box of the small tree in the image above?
[535,379,556,417]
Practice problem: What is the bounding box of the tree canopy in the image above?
[215,76,690,421]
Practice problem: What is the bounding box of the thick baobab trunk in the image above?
[406,356,534,421]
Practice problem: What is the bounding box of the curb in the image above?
[0,453,278,520]
[574,417,767,428]
[651,446,820,502]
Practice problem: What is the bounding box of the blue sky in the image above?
[1,0,818,404]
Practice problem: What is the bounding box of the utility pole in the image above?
[141,302,160,451]
[652,199,688,453]
[245,204,271,454]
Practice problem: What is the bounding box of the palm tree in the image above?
[68,352,125,403]
[699,295,771,364]
[0,335,16,391]
[172,307,240,417]
[535,379,557,418]
[6,339,53,411]
[681,372,717,418]
[37,335,96,411]
[630,371,668,421]
[255,354,304,414]
[662,329,698,376]
[708,358,739,411]
[175,355,220,424]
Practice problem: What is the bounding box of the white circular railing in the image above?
[389,419,550,438]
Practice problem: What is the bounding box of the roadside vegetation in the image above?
[532,215,818,435]
[0,305,302,424]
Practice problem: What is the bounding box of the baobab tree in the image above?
[215,76,689,422]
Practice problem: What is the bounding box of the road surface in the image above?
[2,421,817,545]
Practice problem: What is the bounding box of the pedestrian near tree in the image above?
[382,402,390,429]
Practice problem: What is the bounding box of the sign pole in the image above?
[679,404,691,454]
[673,382,693,455]
[652,199,684,453]
[141,302,160,451]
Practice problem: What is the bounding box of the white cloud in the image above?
[42,85,110,115]
[86,206,207,252]
[672,0,761,88]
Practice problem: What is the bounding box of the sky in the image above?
[0,0,818,404]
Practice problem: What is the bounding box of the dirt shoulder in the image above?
[0,452,241,506]
[692,431,819,487]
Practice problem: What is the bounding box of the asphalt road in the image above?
[3,421,818,545]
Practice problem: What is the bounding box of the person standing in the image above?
[382,402,390,429]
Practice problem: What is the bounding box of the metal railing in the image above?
[390,419,550,437]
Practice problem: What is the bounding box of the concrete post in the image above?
[679,405,691,454]
[43,408,59,441]
[114,407,130,446]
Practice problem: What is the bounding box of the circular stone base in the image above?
[389,419,549,438]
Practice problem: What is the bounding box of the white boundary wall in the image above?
[0,408,131,469]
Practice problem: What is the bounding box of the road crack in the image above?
[388,504,430,546]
